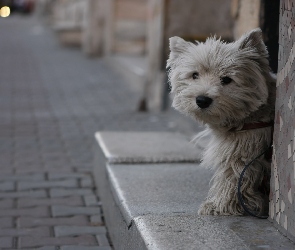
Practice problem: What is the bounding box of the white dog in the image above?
[167,28,275,216]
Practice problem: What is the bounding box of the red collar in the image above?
[240,121,274,131]
[230,121,274,132]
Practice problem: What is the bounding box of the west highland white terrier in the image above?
[167,28,275,216]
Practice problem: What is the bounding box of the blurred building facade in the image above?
[35,0,280,111]
[37,0,235,111]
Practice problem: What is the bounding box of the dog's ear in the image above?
[167,37,190,68]
[238,28,267,56]
[169,36,189,54]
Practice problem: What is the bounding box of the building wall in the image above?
[165,0,233,40]
[269,0,295,242]
[232,0,261,39]
[112,0,148,55]
[162,0,233,69]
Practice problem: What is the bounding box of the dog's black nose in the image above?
[196,96,213,109]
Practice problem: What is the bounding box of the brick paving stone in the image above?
[51,206,101,217]
[61,246,111,250]
[18,235,97,248]
[0,206,50,217]
[0,190,47,199]
[5,247,57,250]
[17,196,84,208]
[75,168,92,174]
[18,179,78,190]
[0,226,50,237]
[0,173,45,181]
[96,234,110,247]
[0,199,14,208]
[15,167,74,174]
[84,194,99,206]
[18,215,89,228]
[49,188,92,198]
[32,246,57,250]
[0,237,13,248]
[13,159,42,167]
[0,181,15,191]
[90,215,103,226]
[43,162,70,169]
[42,155,66,162]
[0,217,14,228]
[0,168,13,174]
[54,226,106,237]
[81,177,94,188]
[48,172,88,180]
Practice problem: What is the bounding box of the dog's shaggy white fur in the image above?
[167,28,276,216]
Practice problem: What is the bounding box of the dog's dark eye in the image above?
[192,72,199,79]
[221,77,232,85]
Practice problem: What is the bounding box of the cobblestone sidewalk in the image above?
[0,15,199,249]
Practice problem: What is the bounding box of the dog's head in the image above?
[167,28,272,128]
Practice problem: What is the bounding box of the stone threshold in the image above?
[93,131,295,250]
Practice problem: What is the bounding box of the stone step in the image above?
[93,131,295,250]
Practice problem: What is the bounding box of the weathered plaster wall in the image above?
[269,0,295,242]
[232,0,261,39]
[165,0,233,40]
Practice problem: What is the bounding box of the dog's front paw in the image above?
[198,200,244,216]
[198,201,219,215]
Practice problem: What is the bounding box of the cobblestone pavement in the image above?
[0,15,200,249]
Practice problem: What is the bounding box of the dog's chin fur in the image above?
[167,28,276,216]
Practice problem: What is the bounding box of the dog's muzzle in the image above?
[196,96,213,109]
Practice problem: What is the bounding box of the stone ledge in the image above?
[106,163,211,227]
[95,131,201,164]
[93,131,295,250]
[133,214,294,250]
